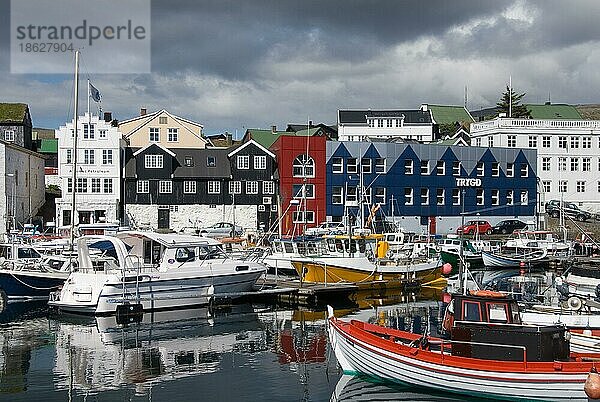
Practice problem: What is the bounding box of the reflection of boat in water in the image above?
[331,374,474,402]
[52,304,268,394]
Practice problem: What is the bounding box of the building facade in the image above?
[55,113,123,228]
[0,103,33,151]
[270,135,327,236]
[470,117,600,212]
[123,140,277,232]
[337,108,435,142]
[325,141,537,234]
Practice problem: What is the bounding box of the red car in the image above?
[456,220,492,235]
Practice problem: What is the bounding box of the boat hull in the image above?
[50,268,265,315]
[481,250,547,269]
[328,317,594,401]
[292,257,441,285]
[439,250,484,273]
[0,270,67,301]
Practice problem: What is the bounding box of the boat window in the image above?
[486,302,509,323]
[283,242,294,253]
[510,302,522,324]
[335,240,344,253]
[358,239,366,253]
[462,301,482,322]
[18,247,41,259]
[307,242,318,255]
[175,247,196,263]
[297,242,307,255]
[273,242,283,253]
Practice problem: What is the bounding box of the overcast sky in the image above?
[1,0,600,136]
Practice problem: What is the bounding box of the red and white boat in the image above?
[327,293,600,401]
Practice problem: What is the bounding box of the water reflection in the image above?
[331,375,478,402]
[0,287,452,401]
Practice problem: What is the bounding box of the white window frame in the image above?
[292,155,315,178]
[103,178,113,194]
[361,158,372,174]
[375,187,386,205]
[420,160,429,175]
[254,155,267,170]
[262,181,275,194]
[167,128,179,142]
[375,158,386,174]
[207,181,220,194]
[185,180,198,194]
[436,161,445,176]
[229,181,242,194]
[237,155,250,170]
[4,130,14,142]
[436,188,445,205]
[347,158,358,174]
[145,154,163,169]
[137,180,149,193]
[84,149,95,165]
[420,188,429,205]
[66,149,72,164]
[405,159,413,175]
[102,149,113,165]
[404,188,413,205]
[541,157,550,171]
[246,181,259,194]
[91,178,101,193]
[492,162,499,177]
[292,210,314,224]
[506,163,514,178]
[577,181,586,193]
[491,189,499,205]
[159,180,172,194]
[476,189,484,206]
[332,186,344,204]
[332,157,343,173]
[149,127,160,142]
[452,189,460,206]
[507,135,516,147]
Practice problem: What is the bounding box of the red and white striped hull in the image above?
[328,317,598,401]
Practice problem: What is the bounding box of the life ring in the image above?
[469,290,505,298]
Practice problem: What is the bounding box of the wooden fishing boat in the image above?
[327,292,600,401]
[481,248,548,268]
[291,255,442,286]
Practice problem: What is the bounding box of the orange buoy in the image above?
[441,263,452,275]
[585,367,600,399]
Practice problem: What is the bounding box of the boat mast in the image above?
[69,50,80,248]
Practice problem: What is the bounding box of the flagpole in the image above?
[508,75,512,118]
[87,79,91,119]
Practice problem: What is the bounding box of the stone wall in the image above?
[125,204,258,232]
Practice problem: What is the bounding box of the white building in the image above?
[337,107,435,142]
[55,113,123,227]
[470,117,600,212]
[0,141,46,237]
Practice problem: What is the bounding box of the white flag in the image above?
[89,82,101,102]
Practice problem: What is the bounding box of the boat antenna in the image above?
[69,50,80,250]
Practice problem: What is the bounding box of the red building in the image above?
[270,135,326,235]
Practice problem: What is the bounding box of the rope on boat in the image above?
[8,271,62,290]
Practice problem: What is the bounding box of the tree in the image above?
[496,85,531,118]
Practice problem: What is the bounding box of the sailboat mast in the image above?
[70,50,80,248]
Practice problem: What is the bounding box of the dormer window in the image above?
[184,156,193,167]
[207,156,216,167]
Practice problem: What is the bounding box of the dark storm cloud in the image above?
[149,0,510,78]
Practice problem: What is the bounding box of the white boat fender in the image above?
[567,296,583,311]
[585,366,600,399]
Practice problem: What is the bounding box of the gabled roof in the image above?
[524,103,582,119]
[425,104,475,125]
[119,109,207,144]
[133,142,176,157]
[0,103,28,124]
[173,148,231,178]
[338,109,432,125]
[227,139,275,158]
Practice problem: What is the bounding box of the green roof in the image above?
[525,104,582,119]
[39,139,58,153]
[245,127,321,148]
[428,105,474,125]
[0,103,28,123]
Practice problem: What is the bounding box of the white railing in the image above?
[471,118,600,133]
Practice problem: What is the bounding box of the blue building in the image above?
[325,142,538,234]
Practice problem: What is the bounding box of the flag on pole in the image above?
[89,82,101,102]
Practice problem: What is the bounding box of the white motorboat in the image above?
[48,231,267,315]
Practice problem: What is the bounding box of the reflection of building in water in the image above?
[0,316,50,394]
[52,306,269,396]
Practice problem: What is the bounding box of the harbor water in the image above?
[0,292,479,401]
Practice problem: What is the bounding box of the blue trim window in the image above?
[452,161,460,176]
[375,187,385,204]
[492,162,499,177]
[452,189,460,205]
[347,158,358,173]
[404,188,413,205]
[332,157,343,173]
[436,161,445,175]
[492,189,499,205]
[332,186,343,204]
[521,163,529,177]
[436,188,444,205]
[405,160,413,175]
[506,190,514,205]
[361,158,372,174]
[506,163,514,177]
[476,189,484,206]
[476,162,484,177]
[420,160,429,175]
[375,158,386,174]
[420,188,429,205]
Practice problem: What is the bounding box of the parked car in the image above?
[544,200,592,222]
[304,222,347,236]
[198,222,243,238]
[488,219,527,235]
[455,220,492,235]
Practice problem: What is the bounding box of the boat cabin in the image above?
[0,243,42,261]
[443,292,570,362]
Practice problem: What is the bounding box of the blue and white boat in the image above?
[481,248,547,268]
[49,231,267,315]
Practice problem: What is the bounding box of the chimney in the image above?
[271,125,277,133]
[103,111,112,122]
[226,131,232,145]
[308,120,313,128]
[140,107,147,116]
